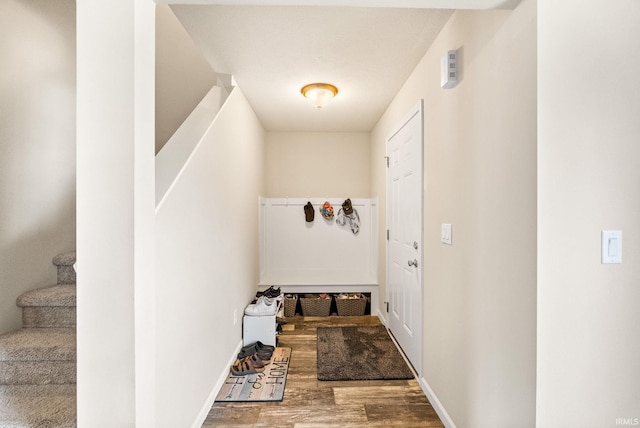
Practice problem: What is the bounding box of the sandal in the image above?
[240,353,269,368]
[230,358,264,376]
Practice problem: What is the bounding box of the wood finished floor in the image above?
[203,316,444,427]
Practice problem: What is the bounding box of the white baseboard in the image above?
[190,339,243,428]
[376,307,388,326]
[418,376,457,428]
[377,308,454,427]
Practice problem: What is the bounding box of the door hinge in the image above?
[386,229,389,241]
[384,301,389,313]
[384,156,389,168]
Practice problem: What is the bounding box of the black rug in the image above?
[316,326,414,381]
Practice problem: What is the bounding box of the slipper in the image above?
[230,358,264,376]
[238,348,272,360]
[304,202,315,222]
[241,341,275,353]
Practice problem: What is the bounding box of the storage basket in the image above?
[300,295,332,317]
[335,294,367,316]
[283,295,298,317]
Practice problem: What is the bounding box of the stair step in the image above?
[0,384,76,427]
[22,307,76,328]
[17,285,76,328]
[17,284,76,308]
[52,252,76,285]
[0,329,76,385]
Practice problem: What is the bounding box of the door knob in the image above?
[407,259,418,268]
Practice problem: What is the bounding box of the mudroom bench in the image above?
[258,284,380,317]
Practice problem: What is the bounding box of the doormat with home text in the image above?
[215,347,291,402]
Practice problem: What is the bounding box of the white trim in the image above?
[162,0,521,11]
[190,339,243,428]
[376,307,389,326]
[385,99,425,377]
[418,376,457,428]
[384,322,454,428]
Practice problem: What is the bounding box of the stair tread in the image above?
[0,384,76,427]
[0,329,75,362]
[52,252,76,267]
[17,284,76,308]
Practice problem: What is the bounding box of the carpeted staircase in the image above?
[0,252,77,427]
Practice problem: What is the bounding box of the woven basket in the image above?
[335,295,366,316]
[283,295,297,317]
[300,296,331,317]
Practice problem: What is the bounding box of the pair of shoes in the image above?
[238,346,272,360]
[230,357,264,376]
[238,341,275,359]
[245,295,277,316]
[257,286,281,298]
[241,340,275,355]
[241,352,270,367]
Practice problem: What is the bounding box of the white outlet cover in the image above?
[441,223,452,245]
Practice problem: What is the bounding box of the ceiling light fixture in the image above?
[301,83,338,109]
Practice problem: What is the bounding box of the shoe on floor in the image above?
[244,296,277,316]
[230,358,264,376]
[238,347,273,360]
[241,340,275,354]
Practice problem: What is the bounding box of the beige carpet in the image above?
[0,384,76,427]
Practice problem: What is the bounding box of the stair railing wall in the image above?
[155,84,229,206]
[154,87,265,428]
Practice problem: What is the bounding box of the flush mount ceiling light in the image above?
[300,83,338,109]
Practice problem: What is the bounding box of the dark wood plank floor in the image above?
[203,316,444,427]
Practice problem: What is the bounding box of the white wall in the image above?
[156,4,217,153]
[371,1,537,426]
[537,1,640,426]
[155,88,265,428]
[0,0,76,335]
[265,132,370,198]
[259,198,377,285]
[76,0,156,425]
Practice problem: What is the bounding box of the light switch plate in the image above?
[441,223,452,245]
[602,230,622,264]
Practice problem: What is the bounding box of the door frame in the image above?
[385,99,424,376]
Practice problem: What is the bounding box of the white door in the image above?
[387,101,423,375]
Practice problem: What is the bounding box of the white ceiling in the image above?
[170,1,519,132]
